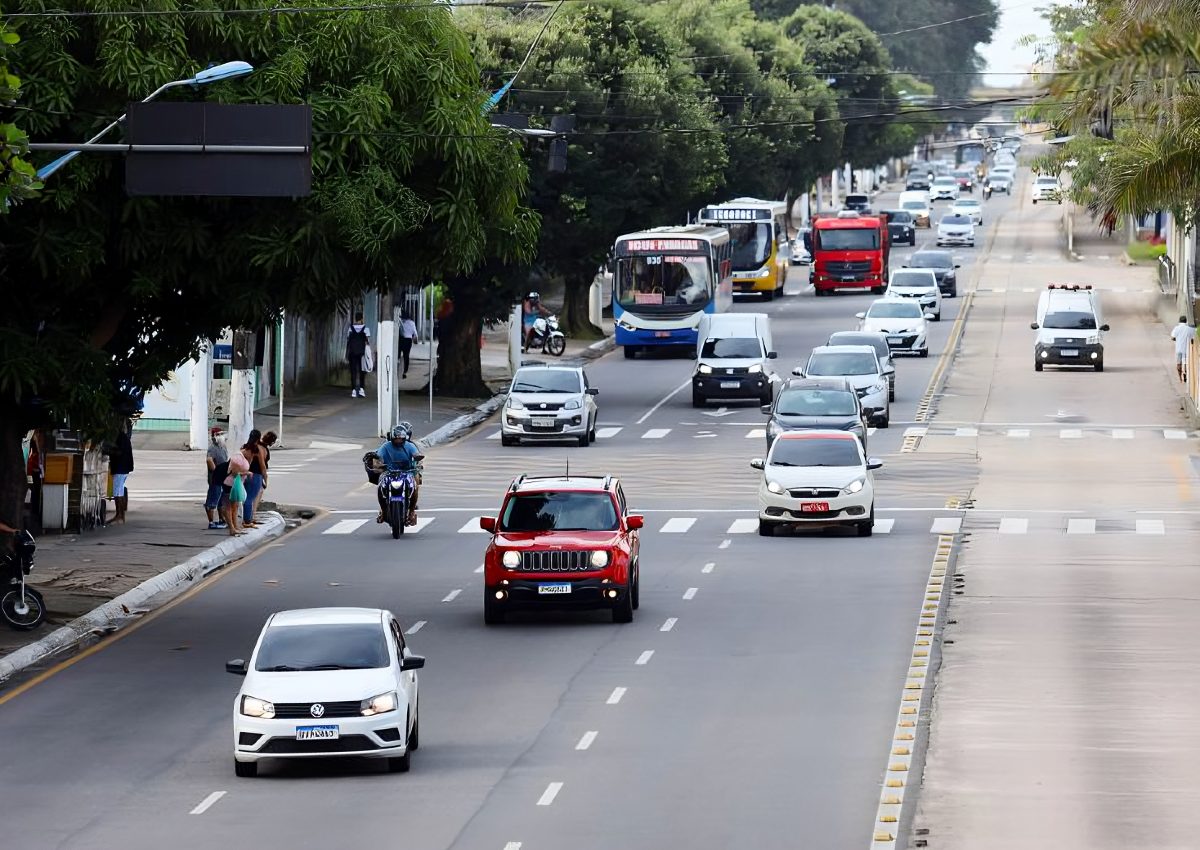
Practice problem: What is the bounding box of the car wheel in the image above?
[623,346,638,360]
[759,392,772,407]
[1034,361,1043,372]
[949,287,958,298]
[889,385,895,403]
[578,430,590,448]
[484,594,505,625]
[589,420,597,443]
[1032,199,1038,204]
[761,288,775,302]
[612,585,634,623]
[1095,361,1104,372]
[758,519,776,537]
[500,434,517,447]
[857,507,875,537]
[631,567,640,610]
[876,406,890,428]
[934,311,942,322]
[234,760,257,778]
[919,348,929,358]
[408,710,419,751]
[388,751,411,773]
[872,286,886,295]
[692,390,705,408]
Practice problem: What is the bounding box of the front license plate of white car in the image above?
[888,336,903,344]
[801,502,830,513]
[532,418,555,428]
[720,381,740,389]
[1060,349,1079,357]
[538,583,572,595]
[296,725,339,740]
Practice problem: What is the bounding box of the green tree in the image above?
[0,18,40,209]
[0,0,537,529]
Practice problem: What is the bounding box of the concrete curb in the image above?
[0,512,287,684]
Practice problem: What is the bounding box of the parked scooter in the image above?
[525,315,566,357]
[2,530,46,630]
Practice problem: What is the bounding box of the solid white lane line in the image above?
[606,687,626,704]
[189,791,226,815]
[635,650,654,666]
[637,379,691,425]
[660,617,677,632]
[702,562,715,573]
[442,589,462,603]
[642,428,671,439]
[1067,518,1096,535]
[406,620,426,635]
[726,518,758,534]
[874,518,895,534]
[998,517,1028,534]
[1164,429,1188,440]
[718,538,731,549]
[1007,428,1030,438]
[1112,429,1135,439]
[458,518,488,533]
[596,427,623,439]
[575,731,598,751]
[537,782,563,806]
[1136,519,1166,535]
[746,428,766,439]
[323,519,368,535]
[660,517,696,533]
[930,517,962,534]
[682,587,698,600]
[1059,428,1083,439]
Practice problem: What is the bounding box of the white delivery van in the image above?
[693,312,778,407]
[1030,284,1109,371]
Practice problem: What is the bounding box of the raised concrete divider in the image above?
[0,512,286,684]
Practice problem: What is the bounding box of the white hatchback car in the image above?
[502,365,599,447]
[928,176,959,202]
[886,269,943,321]
[751,430,883,537]
[950,197,983,225]
[857,298,934,357]
[793,345,890,427]
[936,213,976,247]
[227,607,424,777]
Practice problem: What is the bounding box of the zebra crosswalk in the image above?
[904,425,1196,441]
[486,425,879,443]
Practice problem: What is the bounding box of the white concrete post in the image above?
[228,369,256,452]
[829,170,839,211]
[376,320,397,438]
[188,344,212,450]
[589,279,604,329]
[509,304,523,375]
[844,163,853,195]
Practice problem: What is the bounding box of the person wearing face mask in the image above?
[204,426,230,530]
[346,312,372,398]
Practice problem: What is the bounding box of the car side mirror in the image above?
[855,312,866,320]
[1030,322,1040,330]
[750,458,765,470]
[479,516,497,533]
[400,655,425,672]
[413,454,426,464]
[586,387,599,395]
[626,514,644,530]
[867,458,884,470]
[760,404,772,415]
[1100,324,1110,332]
[901,264,909,268]
[791,366,805,377]
[924,312,937,320]
[226,659,248,676]
[767,351,778,359]
[954,264,962,269]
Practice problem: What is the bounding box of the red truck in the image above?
[809,213,891,296]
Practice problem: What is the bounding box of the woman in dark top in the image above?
[241,429,267,527]
[110,418,134,524]
[252,431,277,520]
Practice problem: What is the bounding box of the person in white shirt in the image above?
[399,314,417,378]
[1171,315,1195,382]
[345,313,371,397]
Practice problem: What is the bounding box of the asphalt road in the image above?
[0,182,1021,850]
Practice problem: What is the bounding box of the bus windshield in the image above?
[815,228,880,251]
[726,222,773,269]
[616,255,713,311]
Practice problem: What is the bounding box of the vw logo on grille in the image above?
[727,369,734,375]
[310,703,325,718]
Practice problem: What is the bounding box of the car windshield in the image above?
[512,370,580,394]
[912,251,952,269]
[934,177,956,185]
[726,222,774,269]
[815,228,880,251]
[769,438,862,468]
[952,171,972,179]
[955,201,980,209]
[1042,310,1097,330]
[887,211,912,223]
[891,272,935,288]
[1036,177,1058,185]
[807,352,878,376]
[868,301,923,319]
[500,491,619,532]
[255,623,389,672]
[701,337,762,359]
[941,215,971,225]
[845,195,869,206]
[616,255,713,311]
[776,390,858,417]
[901,201,927,211]
[828,333,888,359]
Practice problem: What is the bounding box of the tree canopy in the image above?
[0,18,39,209]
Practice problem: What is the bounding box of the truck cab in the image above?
[809,213,891,296]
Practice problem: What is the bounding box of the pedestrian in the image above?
[241,429,267,528]
[224,449,250,536]
[399,313,417,378]
[345,312,371,398]
[205,426,229,530]
[1171,315,1195,382]
[252,430,277,518]
[109,418,134,524]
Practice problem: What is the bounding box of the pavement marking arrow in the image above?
[703,407,738,418]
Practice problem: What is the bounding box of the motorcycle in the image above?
[364,453,424,539]
[2,529,46,630]
[526,314,566,357]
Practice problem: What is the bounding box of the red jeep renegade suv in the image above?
[479,474,643,624]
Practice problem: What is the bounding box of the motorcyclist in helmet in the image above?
[522,291,551,352]
[374,424,422,525]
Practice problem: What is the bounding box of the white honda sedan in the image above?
[227,607,424,777]
[950,197,983,225]
[936,213,976,247]
[857,298,935,357]
[751,430,883,537]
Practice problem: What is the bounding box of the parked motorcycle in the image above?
[2,529,46,631]
[526,315,566,357]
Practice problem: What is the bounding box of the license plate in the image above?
[296,725,339,740]
[532,418,556,428]
[888,336,903,344]
[1059,349,1079,357]
[841,276,856,282]
[720,381,740,389]
[538,583,572,595]
[800,502,830,513]
[654,331,671,338]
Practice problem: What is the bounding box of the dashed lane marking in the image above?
[641,428,671,439]
[702,562,715,573]
[1164,429,1188,440]
[409,517,435,533]
[727,518,758,534]
[596,427,623,439]
[1060,428,1083,439]
[683,587,698,600]
[189,791,226,815]
[718,539,731,549]
[487,430,500,440]
[1113,429,1134,439]
[660,618,677,632]
[746,428,766,439]
[458,518,488,533]
[875,518,895,534]
[1136,519,1166,535]
[504,843,523,850]
[575,731,598,751]
[324,519,369,535]
[606,687,626,705]
[660,517,696,533]
[998,517,1028,534]
[635,650,654,666]
[1008,428,1030,438]
[441,589,462,603]
[954,427,978,437]
[1067,518,1096,535]
[474,565,484,574]
[406,620,426,635]
[537,782,563,807]
[930,517,962,534]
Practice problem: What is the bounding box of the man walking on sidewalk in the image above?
[204,426,229,529]
[345,312,371,398]
[399,313,417,379]
[1171,315,1194,382]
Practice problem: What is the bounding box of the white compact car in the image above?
[751,430,883,537]
[886,269,942,321]
[936,213,976,247]
[1031,176,1062,203]
[502,365,599,447]
[228,608,424,777]
[950,197,983,225]
[857,299,934,357]
[928,176,959,202]
[793,345,890,427]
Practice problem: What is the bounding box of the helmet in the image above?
[528,291,540,301]
[389,425,407,441]
[398,421,414,439]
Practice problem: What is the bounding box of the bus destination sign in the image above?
[700,207,770,221]
[623,239,703,253]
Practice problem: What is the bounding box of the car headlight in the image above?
[767,420,782,436]
[755,267,773,278]
[590,550,610,568]
[842,478,866,495]
[389,479,404,490]
[360,691,397,717]
[748,364,763,374]
[873,381,887,394]
[698,364,713,375]
[240,695,275,719]
[564,398,581,410]
[502,550,521,568]
[766,480,785,495]
[507,398,525,410]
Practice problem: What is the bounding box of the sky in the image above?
[979,0,1063,86]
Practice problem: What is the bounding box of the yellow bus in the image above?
[697,198,790,300]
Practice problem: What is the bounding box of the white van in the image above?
[897,191,931,228]
[1030,284,1109,371]
[693,313,778,407]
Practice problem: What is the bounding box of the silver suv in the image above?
[502,365,599,447]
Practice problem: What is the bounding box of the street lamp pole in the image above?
[36,60,254,181]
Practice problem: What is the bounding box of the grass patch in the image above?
[1126,241,1167,262]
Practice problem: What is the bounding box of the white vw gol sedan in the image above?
[227,607,424,777]
[751,430,883,537]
